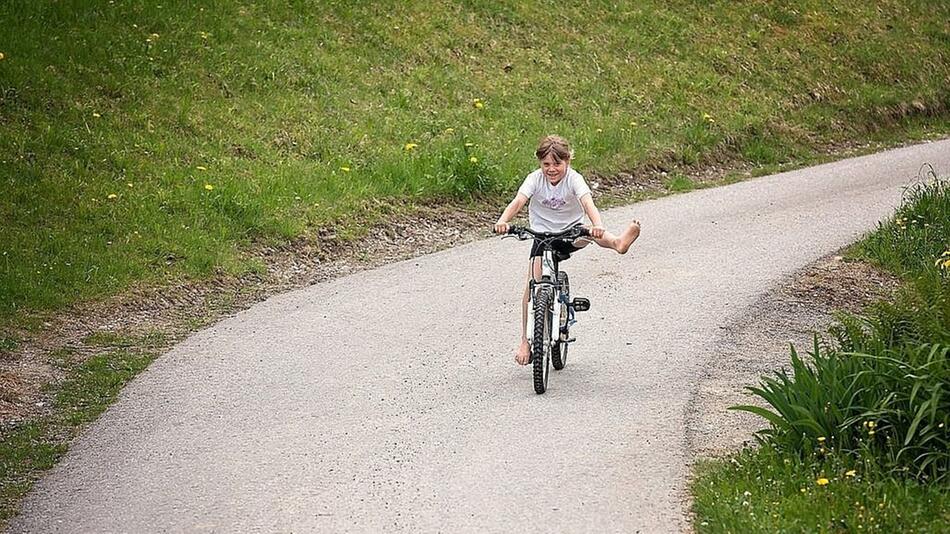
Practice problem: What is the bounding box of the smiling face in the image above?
[540,153,569,185]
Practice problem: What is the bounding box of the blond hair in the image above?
[535,135,572,162]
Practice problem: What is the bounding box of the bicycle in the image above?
[504,225,591,394]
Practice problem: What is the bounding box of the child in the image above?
[493,135,641,365]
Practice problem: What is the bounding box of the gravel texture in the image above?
[9,139,950,533]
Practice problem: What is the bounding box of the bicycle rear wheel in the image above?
[552,272,569,370]
[532,285,553,394]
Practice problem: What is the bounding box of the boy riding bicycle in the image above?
[493,135,641,365]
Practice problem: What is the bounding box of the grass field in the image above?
[2,0,948,328]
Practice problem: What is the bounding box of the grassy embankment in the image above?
[0,0,948,523]
[2,1,949,330]
[692,169,950,531]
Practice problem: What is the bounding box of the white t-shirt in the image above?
[517,167,592,232]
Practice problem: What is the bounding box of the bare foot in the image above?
[515,339,530,365]
[617,221,641,254]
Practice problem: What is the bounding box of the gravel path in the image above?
[11,140,950,533]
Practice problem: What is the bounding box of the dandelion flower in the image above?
[127,182,133,188]
[464,142,475,147]
[469,156,478,163]
[817,436,826,442]
[200,31,211,40]
[204,184,214,191]
[92,112,101,118]
[702,112,714,123]
[107,193,118,199]
[0,52,5,61]
[340,166,351,172]
[444,128,455,134]
[596,128,603,133]
[197,166,207,171]
[404,142,418,151]
[473,98,484,109]
[816,478,829,486]
[846,470,857,477]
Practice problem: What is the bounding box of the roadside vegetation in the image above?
[692,167,950,532]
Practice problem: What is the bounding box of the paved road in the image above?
[12,140,950,533]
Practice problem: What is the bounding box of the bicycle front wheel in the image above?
[532,285,553,394]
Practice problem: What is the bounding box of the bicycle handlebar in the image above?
[504,225,590,241]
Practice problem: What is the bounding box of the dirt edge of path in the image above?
[686,252,901,460]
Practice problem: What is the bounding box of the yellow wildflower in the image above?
[340,166,351,172]
[92,112,101,118]
[0,52,5,61]
[596,128,603,133]
[200,31,211,40]
[127,182,133,188]
[444,128,455,134]
[464,142,475,147]
[204,184,214,191]
[473,98,484,109]
[469,156,478,163]
[702,112,714,123]
[817,436,826,442]
[845,470,857,477]
[197,166,207,171]
[107,193,118,199]
[404,142,418,151]
[816,478,829,486]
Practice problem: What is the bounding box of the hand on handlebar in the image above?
[493,222,510,234]
[588,225,605,239]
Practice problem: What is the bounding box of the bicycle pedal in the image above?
[566,337,577,343]
[571,297,590,312]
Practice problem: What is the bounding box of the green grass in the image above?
[1,0,949,326]
[693,171,950,530]
[664,172,696,192]
[694,446,950,533]
[0,346,156,521]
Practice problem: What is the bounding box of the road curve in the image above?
[12,140,950,533]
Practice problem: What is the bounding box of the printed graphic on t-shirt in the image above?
[541,196,567,210]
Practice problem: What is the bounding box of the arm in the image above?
[494,193,529,233]
[579,193,605,238]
